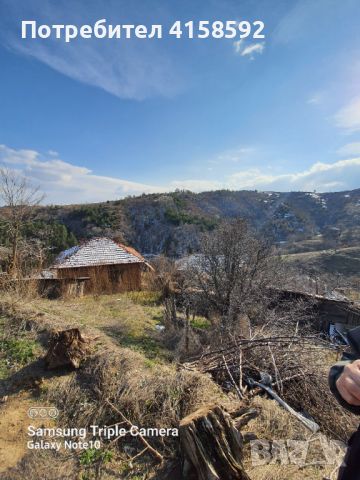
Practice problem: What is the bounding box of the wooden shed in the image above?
[51,238,150,295]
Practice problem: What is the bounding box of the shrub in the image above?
[125,291,162,306]
[79,448,113,466]
[164,208,217,230]
[0,338,36,365]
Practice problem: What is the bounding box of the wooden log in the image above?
[179,405,251,480]
[233,408,259,430]
[44,328,89,369]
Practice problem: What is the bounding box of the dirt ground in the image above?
[0,390,59,474]
[0,393,31,472]
[0,292,171,479]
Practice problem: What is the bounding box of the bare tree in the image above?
[323,225,342,253]
[150,255,178,297]
[0,168,44,276]
[187,219,283,334]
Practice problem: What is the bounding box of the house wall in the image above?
[55,263,142,294]
[38,278,87,299]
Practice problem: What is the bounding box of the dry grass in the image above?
[246,464,334,480]
[246,396,309,440]
[244,397,345,480]
[0,290,229,478]
[0,290,356,479]
[283,246,360,279]
[3,450,78,480]
[43,345,230,478]
[46,347,228,448]
[0,291,170,361]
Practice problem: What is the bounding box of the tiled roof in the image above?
[54,238,144,269]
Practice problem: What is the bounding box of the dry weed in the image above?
[244,397,344,480]
[2,450,78,480]
[47,347,228,452]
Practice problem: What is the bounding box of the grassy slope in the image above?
[283,246,360,276]
[0,291,355,479]
[17,291,171,363]
[0,291,226,479]
[0,316,40,380]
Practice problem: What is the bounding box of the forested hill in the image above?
[27,188,360,258]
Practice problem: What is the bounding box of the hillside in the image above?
[284,246,360,276]
[283,246,360,298]
[28,188,360,258]
[0,191,359,479]
[0,290,356,479]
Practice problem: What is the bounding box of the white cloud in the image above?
[307,93,324,105]
[334,96,360,133]
[0,1,182,100]
[337,142,360,156]
[226,158,360,192]
[170,179,223,191]
[173,158,360,193]
[210,146,256,165]
[0,145,163,204]
[233,40,265,59]
[0,145,359,205]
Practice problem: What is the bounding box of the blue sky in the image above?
[0,0,360,204]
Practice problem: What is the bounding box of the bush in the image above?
[164,208,217,230]
[190,316,211,330]
[125,291,162,306]
[0,338,36,365]
[79,448,113,466]
[69,205,116,229]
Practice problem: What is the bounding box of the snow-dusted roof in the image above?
[39,269,57,279]
[53,238,144,269]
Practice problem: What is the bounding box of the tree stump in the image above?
[179,405,251,480]
[44,328,89,369]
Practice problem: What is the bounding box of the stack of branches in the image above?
[184,332,358,441]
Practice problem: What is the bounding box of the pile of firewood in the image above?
[182,333,351,439]
[184,335,337,390]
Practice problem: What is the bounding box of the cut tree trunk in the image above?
[44,328,89,369]
[179,405,251,480]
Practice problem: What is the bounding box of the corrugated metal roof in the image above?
[53,238,144,269]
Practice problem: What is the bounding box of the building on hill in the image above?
[51,237,151,295]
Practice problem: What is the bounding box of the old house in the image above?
[50,237,150,295]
